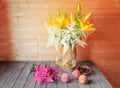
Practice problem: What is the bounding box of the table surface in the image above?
[0,61,112,88]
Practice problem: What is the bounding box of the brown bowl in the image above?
[78,66,91,75]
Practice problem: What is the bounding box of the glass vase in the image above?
[56,45,76,70]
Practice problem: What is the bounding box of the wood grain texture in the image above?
[0,61,112,88]
[95,60,120,88]
[0,62,18,88]
[0,0,119,61]
[1,62,26,88]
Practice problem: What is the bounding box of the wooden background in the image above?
[0,0,120,61]
[0,0,120,87]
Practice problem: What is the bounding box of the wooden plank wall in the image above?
[0,0,119,61]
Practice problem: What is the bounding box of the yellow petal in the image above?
[79,20,84,28]
[63,18,70,27]
[70,12,75,23]
[84,12,92,22]
[82,25,89,31]
[87,28,96,31]
[88,24,94,27]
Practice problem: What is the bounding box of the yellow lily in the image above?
[63,18,70,28]
[87,28,96,31]
[70,12,75,23]
[48,13,71,29]
[48,19,56,26]
[83,12,92,22]
[79,19,84,29]
[79,19,95,32]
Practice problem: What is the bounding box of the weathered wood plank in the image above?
[88,72,101,88]
[0,61,10,76]
[1,62,26,88]
[0,61,112,88]
[24,61,39,88]
[68,80,79,88]
[92,63,113,88]
[12,61,33,88]
[46,80,57,88]
[0,62,19,88]
[58,81,67,88]
[78,81,90,88]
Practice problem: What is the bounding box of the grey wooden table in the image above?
[0,61,112,88]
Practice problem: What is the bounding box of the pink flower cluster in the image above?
[34,65,61,84]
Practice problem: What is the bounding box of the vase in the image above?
[56,45,76,70]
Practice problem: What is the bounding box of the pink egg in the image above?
[61,73,70,82]
[72,69,81,79]
[79,75,88,84]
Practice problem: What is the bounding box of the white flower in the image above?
[46,22,88,54]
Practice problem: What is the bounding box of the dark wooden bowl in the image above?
[78,66,91,75]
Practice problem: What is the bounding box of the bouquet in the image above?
[46,4,96,54]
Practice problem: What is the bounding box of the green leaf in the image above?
[30,64,37,74]
[76,33,80,37]
[63,11,66,17]
[58,9,61,16]
[48,14,52,20]
[78,4,81,17]
[45,64,47,67]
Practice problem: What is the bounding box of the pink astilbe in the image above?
[34,65,61,84]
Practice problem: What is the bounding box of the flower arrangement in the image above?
[30,64,61,84]
[30,4,96,84]
[46,4,96,54]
